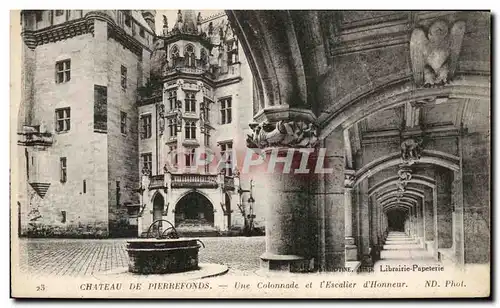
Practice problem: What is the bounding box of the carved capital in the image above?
[345,236,356,246]
[246,120,318,149]
[344,169,356,189]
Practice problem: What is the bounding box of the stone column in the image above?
[417,201,424,245]
[370,196,379,259]
[424,188,434,242]
[358,180,371,265]
[322,129,346,270]
[246,114,319,273]
[461,132,490,264]
[435,168,453,250]
[451,171,465,265]
[344,170,357,261]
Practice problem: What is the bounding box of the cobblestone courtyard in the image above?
[16,236,265,277]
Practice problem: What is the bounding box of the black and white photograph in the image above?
[9,9,491,299]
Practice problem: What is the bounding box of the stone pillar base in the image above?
[345,244,358,261]
[260,252,314,273]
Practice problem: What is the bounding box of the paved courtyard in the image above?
[16,236,265,277]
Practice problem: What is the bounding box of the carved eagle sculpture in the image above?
[410,20,466,87]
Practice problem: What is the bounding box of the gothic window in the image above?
[140,114,152,139]
[220,97,232,124]
[168,90,177,110]
[185,121,196,139]
[220,142,233,176]
[184,44,195,67]
[184,91,196,113]
[140,28,145,38]
[55,59,71,83]
[171,45,180,67]
[55,107,71,132]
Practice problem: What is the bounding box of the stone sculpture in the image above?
[410,20,466,87]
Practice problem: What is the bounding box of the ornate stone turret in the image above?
[172,10,198,34]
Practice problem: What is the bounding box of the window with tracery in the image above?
[184,45,196,68]
[185,91,196,113]
[171,46,180,67]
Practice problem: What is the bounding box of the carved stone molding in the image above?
[410,19,466,88]
[397,166,412,192]
[246,120,318,149]
[22,18,92,49]
[22,11,146,59]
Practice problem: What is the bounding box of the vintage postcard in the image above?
[10,9,491,299]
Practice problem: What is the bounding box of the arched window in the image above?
[171,45,180,67]
[184,44,196,68]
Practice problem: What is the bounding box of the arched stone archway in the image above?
[224,10,490,272]
[152,193,165,226]
[386,208,407,232]
[174,191,215,228]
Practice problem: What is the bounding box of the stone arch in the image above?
[170,44,180,67]
[319,75,490,138]
[173,190,215,227]
[369,175,436,197]
[379,195,420,207]
[377,189,425,201]
[184,43,196,67]
[354,151,459,187]
[226,10,310,114]
[383,202,413,211]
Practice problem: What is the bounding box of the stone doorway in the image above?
[175,192,214,228]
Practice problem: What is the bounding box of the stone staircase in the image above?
[379,231,433,260]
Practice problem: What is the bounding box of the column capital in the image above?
[344,169,356,189]
[246,112,319,149]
